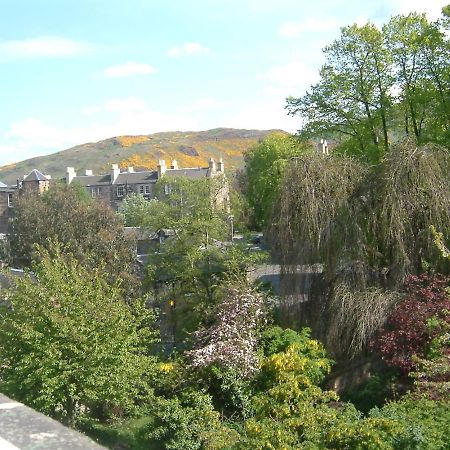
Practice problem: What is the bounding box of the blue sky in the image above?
[0,0,447,166]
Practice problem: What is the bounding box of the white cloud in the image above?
[258,61,320,97]
[102,61,157,78]
[81,105,101,116]
[222,100,298,133]
[354,16,369,26]
[178,97,230,112]
[0,36,92,61]
[389,0,447,20]
[279,18,339,37]
[104,97,147,113]
[168,42,210,57]
[1,92,297,166]
[0,99,202,165]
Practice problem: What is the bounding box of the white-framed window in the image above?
[116,185,125,197]
[90,187,102,198]
[145,185,151,195]
[7,193,13,207]
[164,184,171,195]
[139,185,145,195]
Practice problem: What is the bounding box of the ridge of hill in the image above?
[0,128,282,185]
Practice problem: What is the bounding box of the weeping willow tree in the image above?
[270,140,450,357]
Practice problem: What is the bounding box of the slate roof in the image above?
[23,169,48,182]
[116,171,158,185]
[165,168,211,179]
[70,174,111,186]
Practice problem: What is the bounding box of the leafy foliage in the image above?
[287,10,449,162]
[272,140,450,356]
[372,396,450,449]
[9,182,138,295]
[242,133,312,229]
[0,246,157,426]
[148,390,239,450]
[372,274,450,375]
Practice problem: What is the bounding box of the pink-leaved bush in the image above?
[372,274,450,375]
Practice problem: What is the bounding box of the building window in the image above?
[7,193,13,207]
[139,185,145,195]
[116,186,125,197]
[164,184,171,195]
[90,187,102,198]
[145,185,151,195]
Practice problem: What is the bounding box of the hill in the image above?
[0,128,281,184]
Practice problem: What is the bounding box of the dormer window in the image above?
[116,186,125,197]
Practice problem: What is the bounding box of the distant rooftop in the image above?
[23,169,48,182]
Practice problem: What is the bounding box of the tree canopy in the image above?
[9,182,138,294]
[287,10,449,163]
[0,246,157,426]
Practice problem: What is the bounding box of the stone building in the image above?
[0,159,228,234]
[0,169,51,234]
[64,158,228,211]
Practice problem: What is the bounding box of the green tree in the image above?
[0,246,157,427]
[385,13,450,144]
[242,133,311,229]
[287,9,449,162]
[9,182,138,295]
[287,23,393,163]
[120,193,157,227]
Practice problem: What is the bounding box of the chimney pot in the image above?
[111,164,120,184]
[157,160,167,177]
[66,167,76,184]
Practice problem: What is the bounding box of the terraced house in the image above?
[0,158,229,234]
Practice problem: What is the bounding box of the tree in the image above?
[287,23,393,163]
[120,193,157,227]
[0,246,157,427]
[9,182,138,295]
[384,13,450,144]
[287,10,449,163]
[242,133,311,229]
[271,140,450,357]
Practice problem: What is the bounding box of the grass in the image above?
[81,415,159,450]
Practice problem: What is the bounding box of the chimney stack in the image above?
[111,164,120,184]
[170,160,178,170]
[128,167,135,173]
[85,169,93,176]
[157,160,167,178]
[217,158,224,173]
[208,157,216,172]
[66,167,76,184]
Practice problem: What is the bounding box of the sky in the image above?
[0,0,447,166]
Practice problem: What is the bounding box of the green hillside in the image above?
[0,128,281,184]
